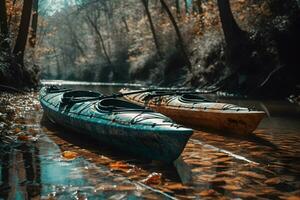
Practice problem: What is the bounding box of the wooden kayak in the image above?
[119,89,266,134]
[39,86,193,162]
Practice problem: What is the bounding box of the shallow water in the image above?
[0,81,299,199]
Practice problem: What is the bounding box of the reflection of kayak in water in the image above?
[39,86,193,162]
[120,88,266,134]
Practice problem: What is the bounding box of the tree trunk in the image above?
[217,0,244,52]
[13,0,33,64]
[29,0,39,48]
[160,0,191,69]
[0,0,10,51]
[86,15,112,65]
[217,0,251,70]
[141,0,163,58]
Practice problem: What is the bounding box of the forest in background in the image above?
[1,0,300,97]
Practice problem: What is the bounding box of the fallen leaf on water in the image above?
[264,177,281,185]
[115,185,136,191]
[62,151,78,159]
[14,127,22,133]
[128,174,141,180]
[213,152,227,156]
[17,134,29,141]
[217,170,235,177]
[196,174,215,182]
[212,157,231,163]
[165,183,189,190]
[189,160,212,166]
[28,128,38,136]
[142,172,162,185]
[109,161,132,172]
[222,184,242,191]
[224,177,246,185]
[199,189,216,197]
[286,195,300,200]
[191,167,206,173]
[250,151,265,156]
[238,171,266,179]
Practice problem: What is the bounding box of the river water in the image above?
[0,80,299,199]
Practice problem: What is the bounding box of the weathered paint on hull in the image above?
[40,88,193,162]
[120,89,266,134]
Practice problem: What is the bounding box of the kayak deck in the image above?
[120,88,265,134]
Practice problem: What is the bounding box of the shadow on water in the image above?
[40,113,182,183]
[191,125,279,150]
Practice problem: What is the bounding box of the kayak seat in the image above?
[61,90,102,104]
[97,98,150,112]
[179,94,210,103]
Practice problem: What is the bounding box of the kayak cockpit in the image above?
[179,94,210,103]
[61,90,102,104]
[97,98,150,112]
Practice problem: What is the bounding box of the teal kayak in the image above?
[39,86,193,162]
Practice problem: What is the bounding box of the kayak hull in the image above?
[40,87,193,162]
[120,89,265,134]
[153,106,265,134]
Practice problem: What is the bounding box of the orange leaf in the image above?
[109,161,131,170]
[238,171,266,179]
[286,196,300,200]
[17,135,29,141]
[62,151,78,159]
[142,172,162,185]
[264,177,281,185]
[199,189,216,197]
[14,127,22,133]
